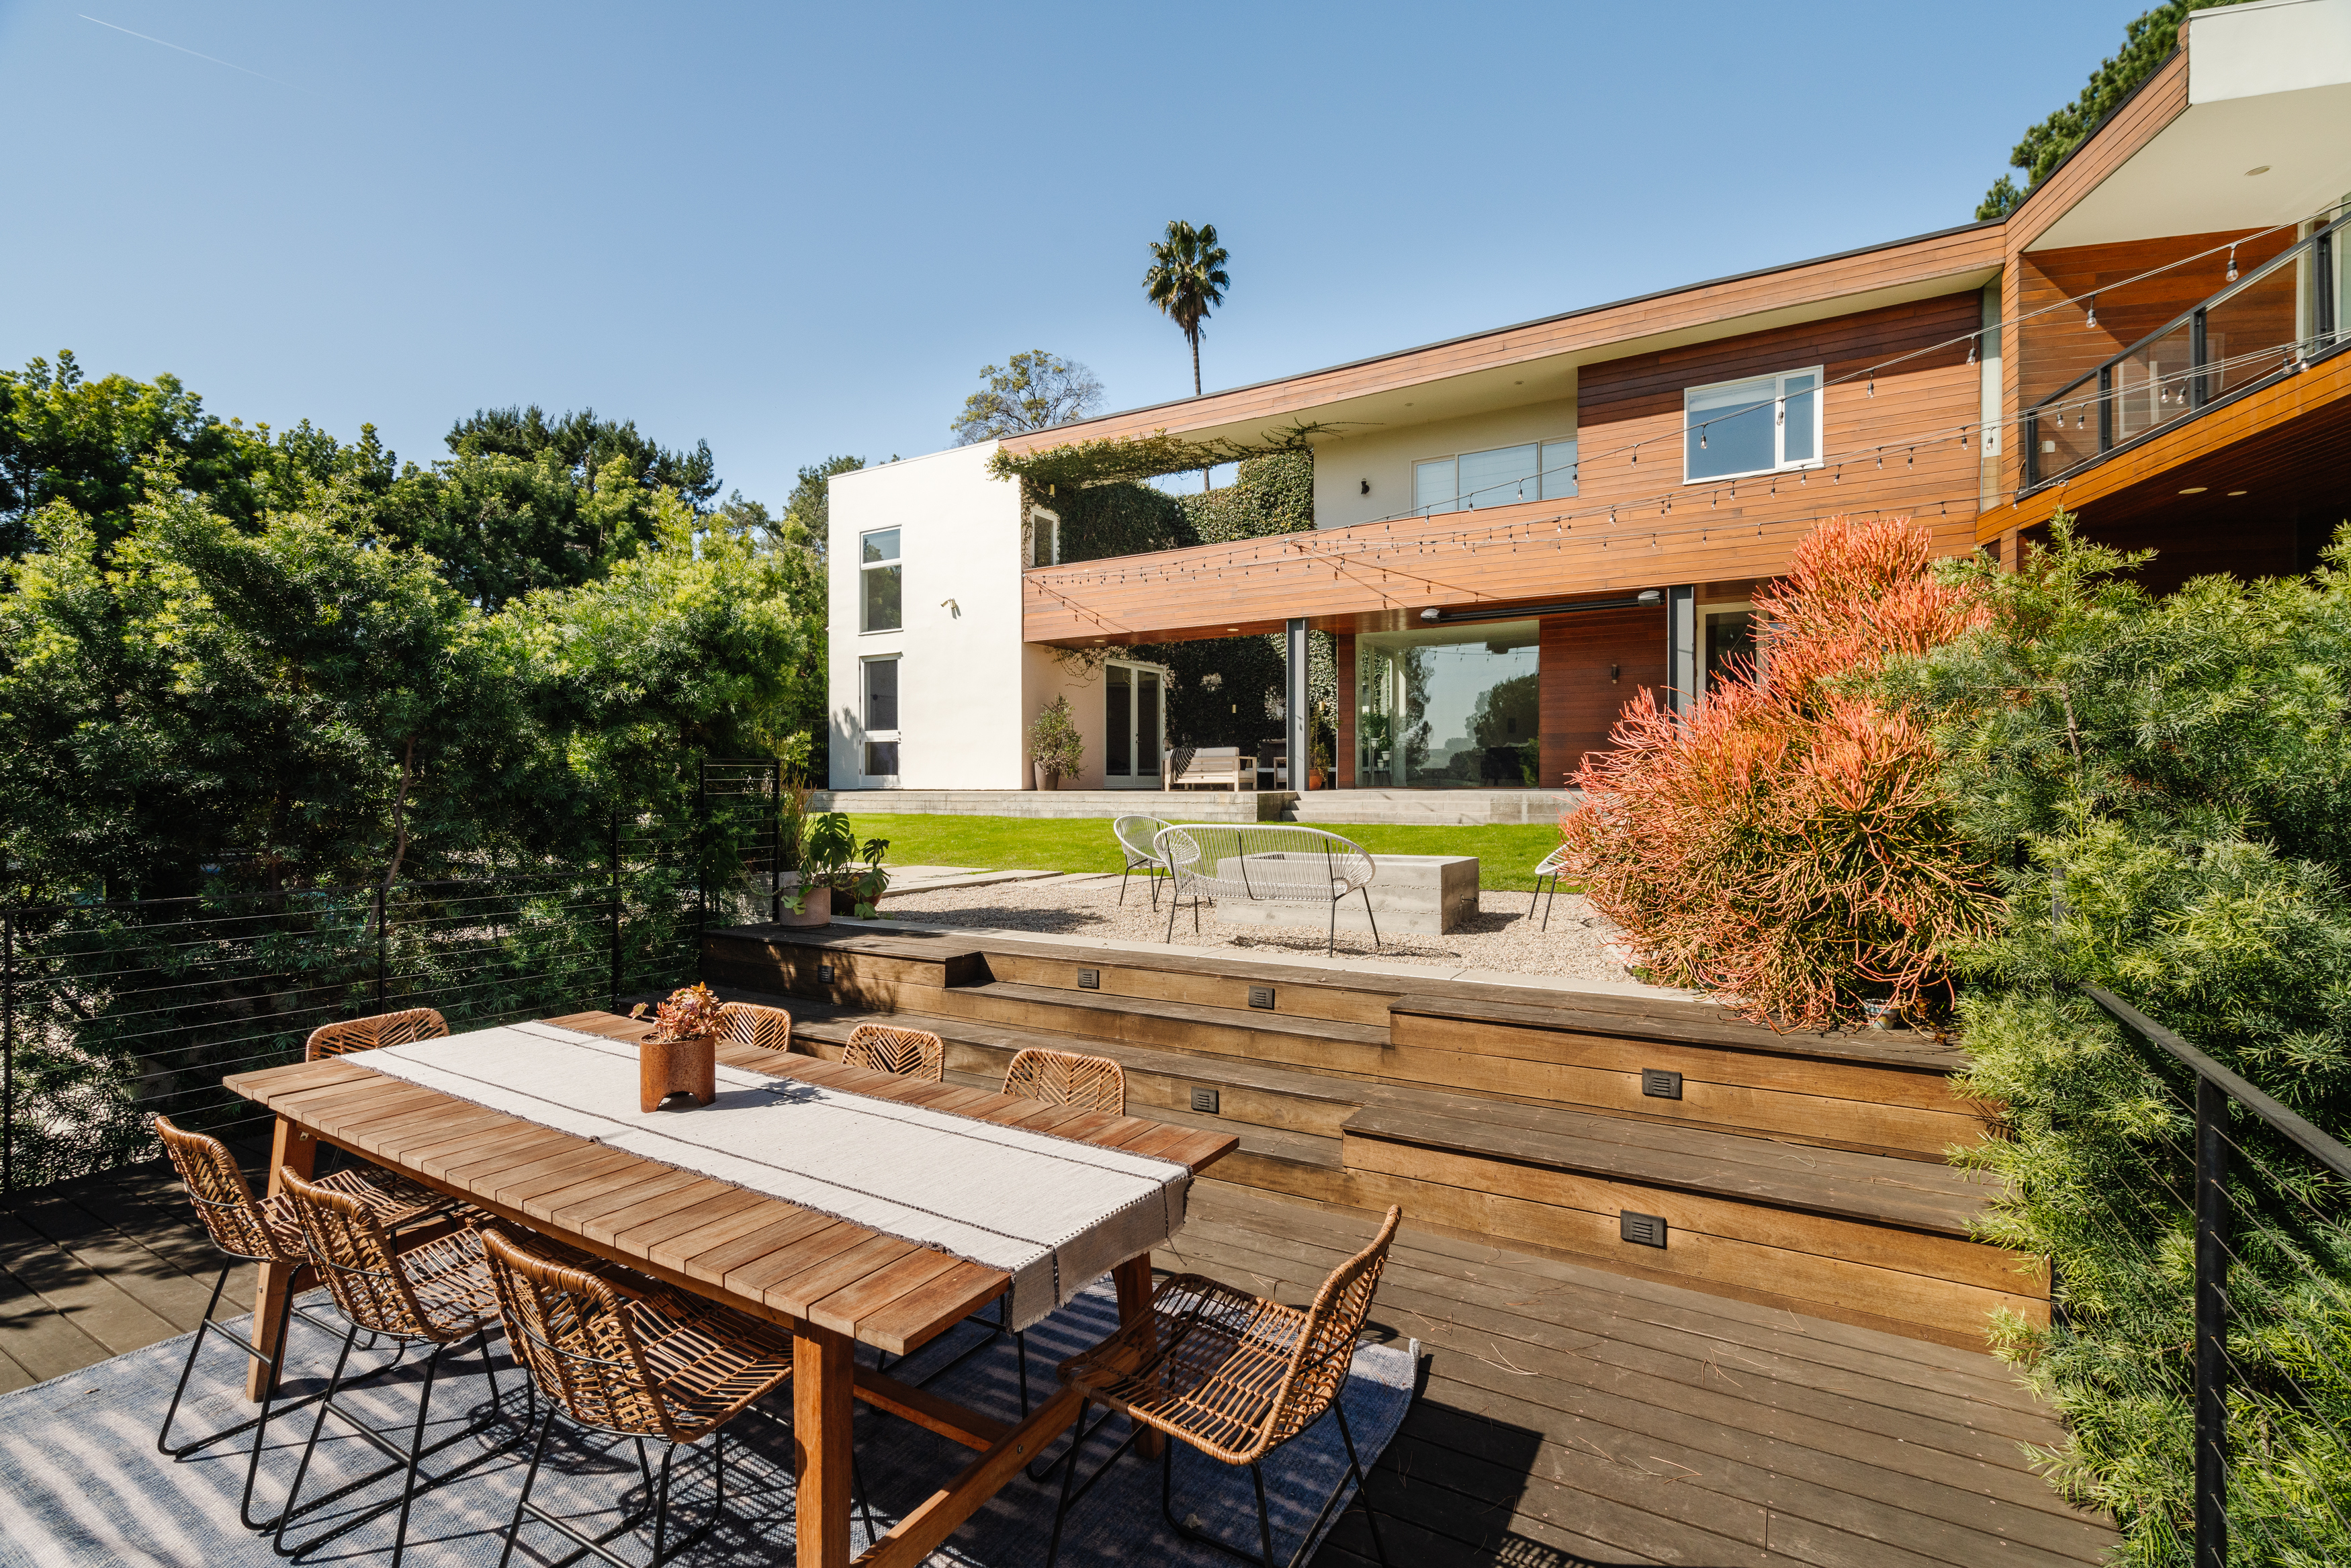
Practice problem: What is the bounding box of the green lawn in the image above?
[843,814,1568,892]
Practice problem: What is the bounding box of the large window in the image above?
[1683,367,1820,483]
[860,528,901,632]
[1356,621,1541,788]
[1413,440,1577,516]
[862,655,899,777]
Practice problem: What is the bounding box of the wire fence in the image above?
[2082,986,2351,1567]
[0,772,798,1203]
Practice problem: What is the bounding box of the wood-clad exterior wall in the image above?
[1540,608,1664,788]
[1022,289,1989,647]
[1334,632,1356,788]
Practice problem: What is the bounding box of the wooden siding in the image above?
[1335,631,1357,788]
[1000,228,2004,454]
[2004,51,2191,255]
[1540,607,1662,788]
[1023,295,1987,647]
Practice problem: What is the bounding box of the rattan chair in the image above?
[1004,1046,1126,1115]
[843,1021,945,1082]
[305,1005,451,1060]
[273,1168,517,1567]
[1531,843,1573,931]
[1045,1206,1403,1568]
[150,1115,451,1530]
[480,1227,856,1565]
[713,999,792,1057]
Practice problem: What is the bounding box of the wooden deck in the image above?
[0,1154,2114,1566]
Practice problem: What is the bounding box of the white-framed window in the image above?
[861,655,900,778]
[1028,506,1061,568]
[1684,367,1821,483]
[1413,439,1577,516]
[1699,602,1759,697]
[860,527,901,633]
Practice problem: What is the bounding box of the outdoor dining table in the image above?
[222,1011,1237,1568]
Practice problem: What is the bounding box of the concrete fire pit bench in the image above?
[1214,851,1478,936]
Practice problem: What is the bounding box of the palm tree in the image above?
[1143,220,1229,399]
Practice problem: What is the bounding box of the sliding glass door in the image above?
[1104,660,1166,788]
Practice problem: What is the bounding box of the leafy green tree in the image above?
[1881,518,2351,1564]
[1143,220,1229,398]
[950,353,1104,446]
[781,456,863,556]
[1977,1,2248,219]
[446,404,719,511]
[371,450,667,610]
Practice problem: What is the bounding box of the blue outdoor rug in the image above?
[0,1280,1415,1566]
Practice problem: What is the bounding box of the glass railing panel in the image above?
[2111,322,2197,443]
[2037,385,2103,477]
[2205,263,2302,397]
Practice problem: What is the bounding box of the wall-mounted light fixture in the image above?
[1360,479,1370,495]
[1610,663,1621,682]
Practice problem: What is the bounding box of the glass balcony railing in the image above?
[2024,208,2348,490]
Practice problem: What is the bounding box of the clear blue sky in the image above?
[2,1,2145,510]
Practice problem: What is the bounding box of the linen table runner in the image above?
[360,1021,1189,1329]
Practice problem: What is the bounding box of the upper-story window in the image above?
[860,528,901,632]
[1028,506,1061,568]
[1685,367,1820,483]
[1413,439,1577,516]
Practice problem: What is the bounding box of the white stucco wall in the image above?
[826,443,1028,790]
[1308,395,1579,531]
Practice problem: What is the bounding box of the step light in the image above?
[1621,1211,1669,1248]
[1192,1087,1221,1114]
[816,964,833,984]
[1247,986,1276,1010]
[1642,1068,1683,1100]
[1077,968,1100,990]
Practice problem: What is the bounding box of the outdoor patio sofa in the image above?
[1161,745,1255,791]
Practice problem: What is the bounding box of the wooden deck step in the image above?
[917,980,1398,1074]
[701,925,987,1012]
[1386,993,1983,1162]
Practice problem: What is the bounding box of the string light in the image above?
[2226,244,2239,283]
[2085,294,2098,330]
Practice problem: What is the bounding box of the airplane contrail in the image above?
[79,14,310,92]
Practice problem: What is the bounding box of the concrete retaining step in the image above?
[809,788,1294,822]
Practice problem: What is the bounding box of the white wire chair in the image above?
[1532,842,1574,930]
[1112,815,1173,909]
[1153,823,1380,956]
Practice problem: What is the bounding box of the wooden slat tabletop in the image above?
[224,1011,1235,1355]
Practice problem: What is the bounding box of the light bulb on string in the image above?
[2226,244,2239,283]
[2085,295,2098,330]
[1867,377,1875,398]
[1967,338,1977,367]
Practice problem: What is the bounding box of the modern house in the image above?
[826,0,2351,815]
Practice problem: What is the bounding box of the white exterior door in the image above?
[1104,661,1167,788]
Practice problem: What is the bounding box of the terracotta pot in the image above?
[639,1031,717,1112]
[772,875,831,929]
[1306,769,1327,790]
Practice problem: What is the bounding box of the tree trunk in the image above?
[1190,332,1202,397]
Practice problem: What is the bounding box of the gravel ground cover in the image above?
[867,873,1632,981]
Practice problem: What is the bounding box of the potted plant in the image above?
[779,811,889,926]
[1307,704,1333,790]
[1030,695,1083,790]
[628,981,721,1112]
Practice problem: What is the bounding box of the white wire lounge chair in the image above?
[1153,823,1380,956]
[1533,843,1573,930]
[1112,814,1173,908]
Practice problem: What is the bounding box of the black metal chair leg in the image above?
[1119,866,1132,906]
[386,1340,446,1567]
[276,1322,359,1555]
[852,1446,880,1547]
[1335,1402,1390,1567]
[497,1408,556,1568]
[648,1443,676,1567]
[1043,1397,1089,1568]
[1250,1461,1278,1567]
[1361,886,1381,951]
[157,1260,234,1457]
[238,1286,304,1530]
[1328,896,1337,957]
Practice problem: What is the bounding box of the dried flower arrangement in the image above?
[631,981,723,1042]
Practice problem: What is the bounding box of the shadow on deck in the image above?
[1,1154,2112,1567]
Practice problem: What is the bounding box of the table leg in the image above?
[1111,1252,1165,1459]
[244,1115,316,1401]
[795,1324,855,1568]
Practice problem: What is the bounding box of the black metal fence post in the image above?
[3,907,13,1207]
[374,880,388,1012]
[695,757,709,984]
[2191,307,2210,410]
[769,756,783,925]
[2194,1074,2231,1568]
[609,806,621,1014]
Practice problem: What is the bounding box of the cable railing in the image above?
[2025,210,2349,490]
[2080,984,2351,1568]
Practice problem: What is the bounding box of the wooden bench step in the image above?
[920,980,1396,1073]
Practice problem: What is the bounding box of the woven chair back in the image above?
[1153,824,1377,906]
[306,1007,449,1062]
[279,1168,441,1340]
[1532,843,1573,877]
[1261,1204,1402,1452]
[1004,1046,1126,1115]
[714,1001,791,1056]
[843,1023,945,1082]
[153,1114,300,1264]
[1112,815,1171,866]
[481,1229,678,1442]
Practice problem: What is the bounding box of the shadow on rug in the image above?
[0,1279,1416,1566]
